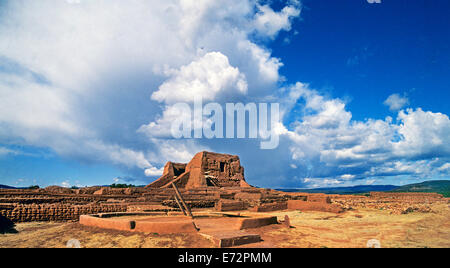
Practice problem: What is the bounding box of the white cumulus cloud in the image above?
[277,84,450,187]
[253,2,302,38]
[384,93,409,111]
[152,52,248,103]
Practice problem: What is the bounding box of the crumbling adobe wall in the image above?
[284,192,330,203]
[145,162,187,188]
[211,189,344,213]
[146,151,247,189]
[215,200,247,211]
[287,200,344,213]
[189,152,245,188]
[306,194,331,203]
[0,194,135,205]
[0,188,139,202]
[0,203,127,223]
[0,197,87,204]
[250,202,288,212]
[43,186,75,194]
[73,187,102,195]
[127,204,176,212]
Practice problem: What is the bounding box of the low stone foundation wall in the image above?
[215,200,247,211]
[79,212,278,234]
[126,204,177,212]
[287,200,343,213]
[237,216,278,229]
[0,203,127,222]
[306,194,331,204]
[163,200,216,208]
[80,213,198,234]
[250,202,288,212]
[234,192,262,202]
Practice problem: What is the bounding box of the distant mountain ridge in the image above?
[389,180,450,197]
[277,180,450,196]
[0,184,21,189]
[276,185,399,195]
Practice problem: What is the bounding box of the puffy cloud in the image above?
[144,167,165,177]
[147,139,209,165]
[152,52,248,104]
[137,104,194,138]
[384,93,409,111]
[237,41,283,85]
[394,109,450,158]
[253,2,302,38]
[438,163,450,172]
[341,174,356,180]
[279,84,450,187]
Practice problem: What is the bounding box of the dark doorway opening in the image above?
[174,167,185,177]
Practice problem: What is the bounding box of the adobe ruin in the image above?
[146,151,250,189]
[1,150,449,246]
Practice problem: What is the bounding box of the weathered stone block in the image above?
[287,200,343,213]
[250,202,287,212]
[215,200,246,211]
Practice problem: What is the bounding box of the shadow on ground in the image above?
[0,215,18,234]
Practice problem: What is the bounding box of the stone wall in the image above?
[287,200,344,213]
[250,202,288,212]
[215,200,247,211]
[0,203,127,222]
[146,151,247,189]
[3,184,446,222]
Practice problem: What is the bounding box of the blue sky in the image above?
[273,0,450,121]
[0,0,449,188]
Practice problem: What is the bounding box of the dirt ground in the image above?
[1,203,449,248]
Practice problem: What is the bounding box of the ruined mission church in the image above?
[146,151,251,189]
